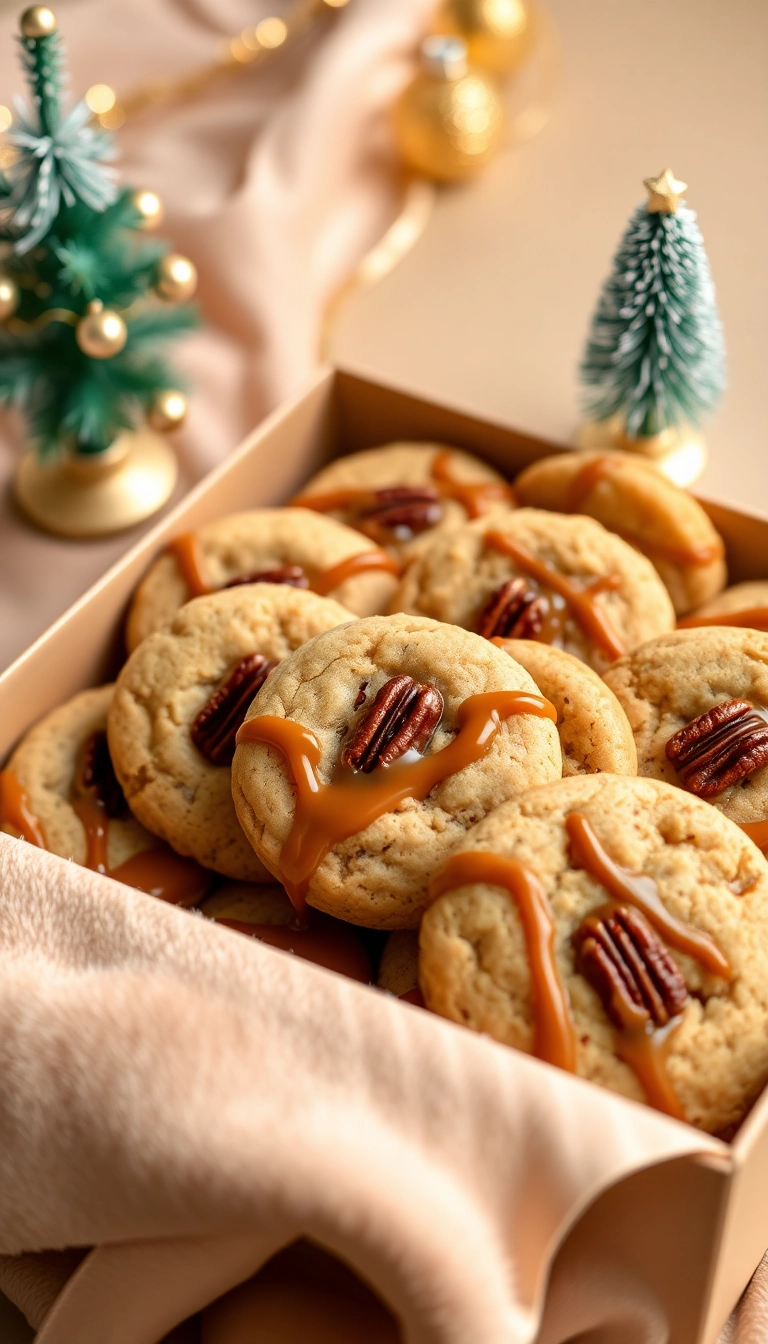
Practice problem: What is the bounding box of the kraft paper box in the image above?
[2,366,768,1344]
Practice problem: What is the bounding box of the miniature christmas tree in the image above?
[580,170,725,441]
[0,5,197,459]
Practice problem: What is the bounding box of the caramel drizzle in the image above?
[0,767,209,906]
[484,530,625,661]
[678,609,768,632]
[167,532,399,600]
[236,690,557,917]
[291,449,513,522]
[557,456,723,569]
[567,811,732,1118]
[0,768,46,847]
[737,819,768,852]
[429,850,577,1071]
[215,916,371,983]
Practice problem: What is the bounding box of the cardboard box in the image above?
[3,366,768,1344]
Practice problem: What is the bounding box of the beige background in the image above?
[330,0,768,515]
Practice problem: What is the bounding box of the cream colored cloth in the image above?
[0,0,434,671]
[0,834,733,1343]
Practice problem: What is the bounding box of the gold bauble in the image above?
[155,253,197,303]
[577,416,707,489]
[0,275,20,321]
[434,0,531,74]
[147,388,187,432]
[133,189,164,230]
[19,5,57,37]
[393,37,505,182]
[75,300,127,359]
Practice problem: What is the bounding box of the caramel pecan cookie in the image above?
[420,773,768,1134]
[515,450,726,616]
[125,508,400,651]
[292,442,512,565]
[377,930,421,1000]
[200,881,372,982]
[603,628,768,830]
[232,613,561,929]
[395,509,675,673]
[498,640,637,776]
[680,580,768,631]
[109,585,353,880]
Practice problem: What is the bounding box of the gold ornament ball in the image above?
[155,253,197,303]
[19,5,57,37]
[133,189,164,230]
[0,275,20,321]
[434,0,531,74]
[148,389,187,432]
[393,40,505,182]
[75,300,127,359]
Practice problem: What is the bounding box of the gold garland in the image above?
[85,0,351,130]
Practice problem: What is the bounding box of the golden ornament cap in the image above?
[75,299,128,359]
[155,253,197,303]
[19,6,57,37]
[434,0,531,75]
[132,189,164,230]
[148,388,187,432]
[0,275,20,321]
[393,37,505,182]
[644,168,687,215]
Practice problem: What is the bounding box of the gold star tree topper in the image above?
[644,169,687,214]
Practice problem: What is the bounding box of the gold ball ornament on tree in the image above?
[132,189,164,230]
[393,36,505,183]
[147,388,187,432]
[19,5,57,37]
[155,253,198,303]
[75,300,127,359]
[0,275,20,322]
[434,0,531,75]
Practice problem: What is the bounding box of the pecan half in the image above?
[358,486,443,539]
[72,731,127,818]
[192,653,275,766]
[341,674,444,772]
[573,905,687,1030]
[665,699,768,799]
[224,565,309,590]
[477,578,548,640]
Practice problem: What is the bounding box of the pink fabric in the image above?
[0,0,434,670]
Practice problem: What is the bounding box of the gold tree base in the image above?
[576,416,707,489]
[14,429,178,538]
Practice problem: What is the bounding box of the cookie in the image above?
[125,507,400,651]
[377,930,421,1001]
[109,584,353,880]
[419,773,768,1134]
[498,640,637,776]
[680,580,768,632]
[292,442,512,564]
[0,686,210,905]
[232,612,562,929]
[603,628,768,835]
[395,509,675,673]
[514,449,726,616]
[200,882,372,983]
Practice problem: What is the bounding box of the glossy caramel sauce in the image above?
[559,456,723,569]
[0,767,209,906]
[236,690,557,917]
[429,850,577,1071]
[0,768,46,847]
[566,811,732,1117]
[291,450,513,523]
[737,819,768,852]
[215,916,371,982]
[678,609,768,632]
[484,529,625,661]
[167,533,399,598]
